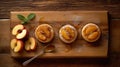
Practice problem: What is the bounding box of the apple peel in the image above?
[10,39,23,53]
[25,37,36,51]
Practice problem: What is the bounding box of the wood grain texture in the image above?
[10,11,108,58]
[0,0,120,19]
[0,19,120,67]
[0,0,120,66]
[0,53,120,67]
[1,19,120,54]
[0,19,10,53]
[110,19,120,53]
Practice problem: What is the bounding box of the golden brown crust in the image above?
[82,23,101,42]
[35,24,54,43]
[59,25,77,43]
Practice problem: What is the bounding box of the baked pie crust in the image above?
[82,23,101,42]
[35,24,54,43]
[59,25,77,43]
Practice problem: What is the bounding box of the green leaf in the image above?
[21,21,27,25]
[17,13,36,25]
[17,14,26,22]
[27,13,36,20]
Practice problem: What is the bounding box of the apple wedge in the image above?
[25,37,36,51]
[16,29,27,39]
[10,39,23,52]
[12,24,24,35]
[12,24,27,39]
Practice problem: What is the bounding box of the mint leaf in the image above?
[21,21,27,25]
[17,14,27,22]
[27,13,35,20]
[17,13,36,25]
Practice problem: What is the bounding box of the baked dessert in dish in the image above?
[82,23,101,42]
[59,24,77,43]
[35,24,54,43]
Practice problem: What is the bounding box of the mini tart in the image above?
[59,24,77,43]
[82,23,101,42]
[35,24,54,43]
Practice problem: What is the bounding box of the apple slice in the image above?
[12,24,27,39]
[16,29,27,39]
[25,37,36,51]
[12,24,24,35]
[10,39,23,52]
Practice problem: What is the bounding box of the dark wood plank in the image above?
[0,53,120,67]
[110,19,120,53]
[0,0,120,19]
[0,19,10,53]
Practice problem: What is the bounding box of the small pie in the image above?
[35,24,54,43]
[59,24,77,43]
[82,23,101,42]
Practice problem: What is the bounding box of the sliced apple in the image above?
[12,24,24,35]
[16,29,27,39]
[12,24,27,39]
[10,39,23,52]
[61,29,71,40]
[25,37,36,51]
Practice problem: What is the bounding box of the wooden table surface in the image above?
[0,0,120,67]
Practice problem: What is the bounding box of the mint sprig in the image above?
[17,13,36,25]
[27,13,36,20]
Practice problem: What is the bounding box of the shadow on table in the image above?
[13,57,110,67]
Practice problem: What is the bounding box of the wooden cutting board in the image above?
[10,11,108,58]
